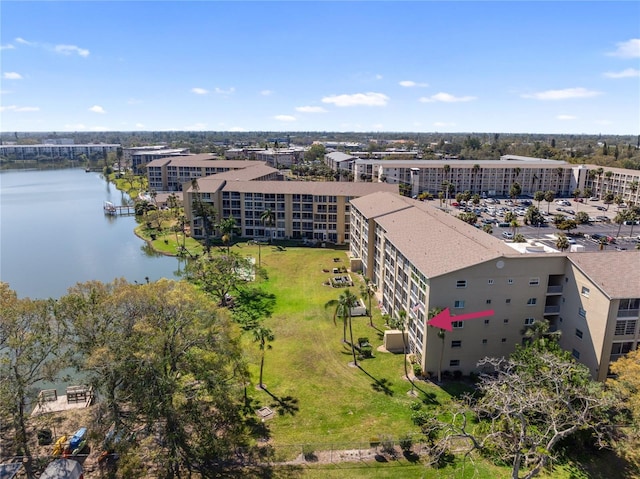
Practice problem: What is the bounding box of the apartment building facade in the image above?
[183,178,397,244]
[349,191,639,381]
[0,143,119,160]
[351,155,640,204]
[146,156,278,191]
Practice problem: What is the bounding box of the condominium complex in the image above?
[348,155,640,204]
[0,143,119,160]
[125,146,191,173]
[182,173,397,244]
[146,155,279,191]
[349,191,639,381]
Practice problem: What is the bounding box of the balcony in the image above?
[546,285,563,295]
[544,305,561,315]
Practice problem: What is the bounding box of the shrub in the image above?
[453,370,463,380]
[413,363,423,377]
[302,444,317,461]
[399,434,413,452]
[369,436,380,448]
[380,435,396,457]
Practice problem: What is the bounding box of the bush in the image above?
[380,435,396,457]
[453,370,463,380]
[369,436,380,448]
[413,363,423,377]
[302,444,317,461]
[399,434,413,452]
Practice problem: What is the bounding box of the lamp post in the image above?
[250,240,262,267]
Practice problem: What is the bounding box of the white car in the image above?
[502,232,514,239]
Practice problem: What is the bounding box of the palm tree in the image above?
[260,208,276,242]
[252,325,275,389]
[427,307,445,382]
[596,168,604,196]
[217,216,239,253]
[325,289,360,366]
[555,234,570,252]
[521,319,561,350]
[391,310,416,394]
[359,278,376,327]
[534,190,545,209]
[190,178,215,255]
[544,190,555,214]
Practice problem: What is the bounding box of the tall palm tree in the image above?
[325,289,359,366]
[359,278,376,327]
[260,208,276,242]
[596,167,604,196]
[427,307,445,382]
[190,178,215,255]
[544,190,555,214]
[534,190,545,209]
[217,216,239,253]
[252,325,275,389]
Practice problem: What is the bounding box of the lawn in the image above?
[237,243,457,450]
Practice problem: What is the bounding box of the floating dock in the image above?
[104,201,135,216]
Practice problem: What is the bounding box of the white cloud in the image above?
[191,87,209,95]
[54,44,90,57]
[295,106,327,113]
[135,123,145,128]
[557,114,577,120]
[4,72,23,80]
[375,74,383,80]
[419,92,476,103]
[607,38,640,58]
[15,37,34,45]
[89,105,106,114]
[64,123,87,130]
[1,44,15,50]
[90,126,108,131]
[399,80,428,88]
[433,121,456,127]
[274,115,296,122]
[521,88,601,100]
[260,90,273,96]
[0,105,39,112]
[214,87,235,95]
[603,68,640,79]
[322,92,389,107]
[594,119,613,126]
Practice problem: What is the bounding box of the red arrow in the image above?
[427,308,494,331]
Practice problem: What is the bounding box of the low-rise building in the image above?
[349,191,639,381]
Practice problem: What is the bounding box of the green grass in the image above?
[238,244,454,449]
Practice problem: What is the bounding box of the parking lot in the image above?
[449,196,639,252]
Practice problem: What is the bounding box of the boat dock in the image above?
[31,386,95,416]
[104,201,135,216]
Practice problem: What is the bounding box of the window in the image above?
[449,359,460,367]
[484,319,490,325]
[576,329,583,339]
[508,279,514,285]
[572,349,581,359]
[581,286,590,297]
[503,318,509,324]
[486,299,492,304]
[482,339,488,344]
[615,319,637,336]
[452,321,464,329]
[527,298,537,306]
[501,338,507,343]
[506,299,511,304]
[611,342,634,359]
[578,307,587,319]
[524,318,535,326]
[456,280,467,288]
[529,278,540,286]
[451,340,462,348]
[488,279,494,285]
[454,300,465,309]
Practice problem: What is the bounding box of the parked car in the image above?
[589,197,599,201]
[40,459,83,479]
[596,206,607,211]
[502,232,514,239]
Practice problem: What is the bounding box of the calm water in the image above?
[0,168,182,299]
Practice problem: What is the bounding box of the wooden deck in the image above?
[31,386,95,416]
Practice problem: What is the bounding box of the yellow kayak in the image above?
[51,435,68,456]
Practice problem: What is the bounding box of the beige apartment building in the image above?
[182,173,398,244]
[349,191,639,381]
[146,155,279,191]
[351,155,640,204]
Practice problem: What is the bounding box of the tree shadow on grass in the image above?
[261,387,300,417]
[358,365,394,396]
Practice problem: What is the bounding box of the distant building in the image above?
[126,146,192,173]
[0,143,119,161]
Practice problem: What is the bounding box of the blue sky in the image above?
[1,1,639,135]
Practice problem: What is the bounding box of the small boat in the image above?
[64,427,88,456]
[51,435,68,456]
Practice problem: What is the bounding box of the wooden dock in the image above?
[104,201,135,216]
[31,386,95,416]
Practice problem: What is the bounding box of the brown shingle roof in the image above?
[568,251,640,299]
